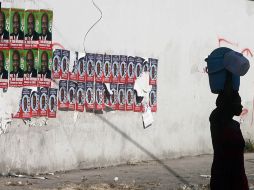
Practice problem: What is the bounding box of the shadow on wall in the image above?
[95,114,190,186]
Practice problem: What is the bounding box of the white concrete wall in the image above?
[1,0,254,174]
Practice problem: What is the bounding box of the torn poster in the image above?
[24,10,39,49]
[24,49,38,87]
[61,49,69,80]
[0,49,9,88]
[119,55,127,84]
[95,54,103,82]
[126,84,134,111]
[103,84,111,107]
[85,81,94,110]
[112,55,119,83]
[58,80,68,110]
[21,88,32,119]
[76,82,85,112]
[95,82,104,110]
[127,56,135,84]
[149,58,158,85]
[149,85,157,112]
[9,49,24,87]
[69,51,78,81]
[9,8,25,49]
[134,91,143,112]
[134,56,144,80]
[110,83,118,110]
[103,54,112,83]
[39,87,48,117]
[68,80,77,111]
[48,88,57,118]
[86,53,95,82]
[118,84,126,111]
[52,49,61,79]
[77,53,86,82]
[31,90,39,117]
[37,49,52,87]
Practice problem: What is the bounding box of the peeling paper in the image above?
[104,83,113,95]
[142,106,154,128]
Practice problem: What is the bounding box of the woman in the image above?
[209,71,249,190]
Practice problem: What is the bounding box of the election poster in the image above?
[68,80,77,111]
[125,84,134,111]
[0,49,10,88]
[39,87,48,117]
[134,91,143,112]
[31,90,39,117]
[9,49,25,87]
[38,9,53,50]
[112,55,119,83]
[23,49,38,87]
[0,8,10,49]
[24,10,40,49]
[76,82,85,112]
[86,53,95,82]
[61,49,69,80]
[95,82,104,110]
[21,88,31,119]
[9,8,25,49]
[58,80,68,110]
[134,56,144,80]
[119,55,127,84]
[48,88,57,118]
[69,51,78,81]
[85,81,94,110]
[149,58,158,85]
[118,84,126,111]
[103,54,112,83]
[95,54,103,82]
[52,49,61,79]
[127,56,135,84]
[77,52,86,82]
[37,49,52,87]
[110,83,118,110]
[149,85,157,112]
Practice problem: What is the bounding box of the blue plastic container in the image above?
[205,47,240,94]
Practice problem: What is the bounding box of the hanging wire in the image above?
[83,0,103,54]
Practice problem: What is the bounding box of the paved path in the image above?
[0,153,253,190]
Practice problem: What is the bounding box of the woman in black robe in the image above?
[209,71,249,190]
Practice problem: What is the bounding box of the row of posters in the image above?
[52,50,158,85]
[0,50,158,88]
[0,8,53,49]
[0,49,52,88]
[12,82,157,119]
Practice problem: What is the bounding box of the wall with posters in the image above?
[1,0,254,173]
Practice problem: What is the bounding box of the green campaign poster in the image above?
[24,49,39,73]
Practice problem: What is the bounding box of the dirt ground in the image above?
[0,153,254,190]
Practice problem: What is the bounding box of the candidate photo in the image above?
[26,50,37,78]
[10,50,24,78]
[38,51,51,79]
[10,11,24,40]
[25,12,39,41]
[0,51,8,79]
[39,13,52,41]
[0,11,9,40]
